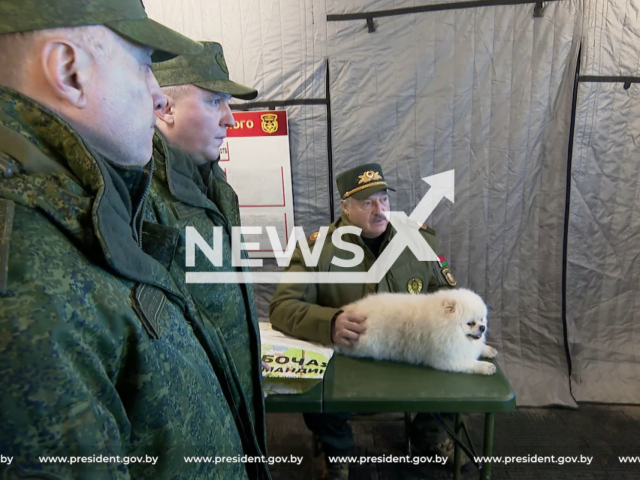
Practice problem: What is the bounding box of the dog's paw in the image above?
[482,345,498,359]
[477,361,497,375]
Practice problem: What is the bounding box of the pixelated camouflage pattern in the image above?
[147,132,267,457]
[0,0,145,33]
[0,0,202,62]
[0,86,256,479]
[152,42,257,99]
[269,212,452,345]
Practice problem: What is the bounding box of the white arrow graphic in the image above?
[365,169,456,283]
[408,170,455,223]
[186,169,456,284]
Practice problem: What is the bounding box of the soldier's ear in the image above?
[155,94,175,125]
[341,199,350,216]
[41,39,90,109]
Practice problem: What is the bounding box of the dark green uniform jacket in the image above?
[0,87,255,479]
[146,132,267,460]
[269,212,453,345]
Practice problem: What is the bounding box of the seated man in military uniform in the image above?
[269,163,463,479]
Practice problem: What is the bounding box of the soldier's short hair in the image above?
[0,31,40,87]
[161,84,192,101]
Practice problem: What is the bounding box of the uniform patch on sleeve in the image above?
[441,268,457,287]
[132,283,166,339]
[0,199,15,295]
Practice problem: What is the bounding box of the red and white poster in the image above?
[220,110,294,258]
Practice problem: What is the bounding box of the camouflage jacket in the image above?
[0,87,256,479]
[269,212,455,345]
[146,132,266,457]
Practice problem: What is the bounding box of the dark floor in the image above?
[266,406,640,479]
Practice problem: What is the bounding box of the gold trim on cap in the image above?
[358,170,383,184]
[343,181,388,199]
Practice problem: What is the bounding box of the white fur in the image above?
[334,288,498,375]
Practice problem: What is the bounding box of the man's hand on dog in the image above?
[332,311,367,347]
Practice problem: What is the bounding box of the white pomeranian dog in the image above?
[333,288,498,375]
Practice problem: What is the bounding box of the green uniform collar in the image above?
[197,159,217,186]
[0,86,182,298]
[152,130,214,210]
[152,131,242,228]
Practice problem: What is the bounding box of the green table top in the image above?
[264,355,516,414]
[264,378,323,413]
[323,355,516,414]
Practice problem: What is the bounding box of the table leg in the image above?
[453,413,463,480]
[405,412,412,456]
[480,413,495,480]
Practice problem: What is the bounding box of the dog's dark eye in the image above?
[467,321,476,327]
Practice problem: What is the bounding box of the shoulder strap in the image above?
[0,123,77,180]
[0,199,15,295]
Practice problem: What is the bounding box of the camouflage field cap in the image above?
[152,41,258,100]
[0,0,203,62]
[337,163,396,200]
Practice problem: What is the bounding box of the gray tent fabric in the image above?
[286,104,332,235]
[582,0,640,76]
[144,0,640,406]
[566,0,640,403]
[568,81,640,403]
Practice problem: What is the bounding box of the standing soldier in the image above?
[146,42,268,463]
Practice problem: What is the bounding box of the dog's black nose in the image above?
[479,325,486,333]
